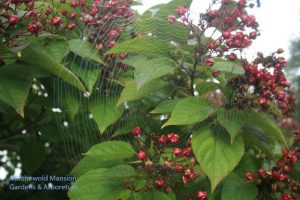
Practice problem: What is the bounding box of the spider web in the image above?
[51,0,249,182]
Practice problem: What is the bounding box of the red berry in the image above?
[190,157,196,165]
[137,150,147,160]
[224,17,234,26]
[44,9,52,16]
[67,23,76,30]
[277,48,284,54]
[207,40,216,49]
[107,41,116,48]
[155,178,165,187]
[290,155,297,163]
[258,98,267,106]
[222,0,232,5]
[222,30,231,39]
[277,173,287,182]
[272,170,279,179]
[228,53,237,61]
[249,31,257,39]
[159,135,168,144]
[27,1,34,8]
[177,6,188,16]
[165,187,172,193]
[70,1,78,7]
[277,90,286,101]
[51,16,62,27]
[8,15,19,25]
[120,3,127,9]
[283,165,291,173]
[108,29,120,39]
[293,130,300,136]
[119,53,127,60]
[28,23,39,34]
[175,163,184,173]
[11,0,23,4]
[212,70,220,77]
[189,172,197,179]
[28,10,38,18]
[257,169,264,177]
[182,148,192,156]
[281,193,292,200]
[173,148,182,157]
[197,191,207,200]
[132,127,142,136]
[283,148,289,156]
[145,160,153,167]
[167,133,174,140]
[169,134,180,144]
[111,0,118,6]
[60,9,68,16]
[246,172,254,181]
[69,12,76,19]
[204,58,214,66]
[168,15,176,23]
[184,168,193,176]
[182,175,189,184]
[164,160,173,168]
[90,6,98,16]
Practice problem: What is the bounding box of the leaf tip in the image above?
[17,110,24,118]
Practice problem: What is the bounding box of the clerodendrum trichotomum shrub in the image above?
[0,0,299,199]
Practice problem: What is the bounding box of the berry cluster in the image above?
[1,0,134,49]
[197,0,259,66]
[131,127,207,199]
[245,148,299,199]
[234,50,297,117]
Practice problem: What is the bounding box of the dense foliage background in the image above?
[0,0,299,199]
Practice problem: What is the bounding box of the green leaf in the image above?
[0,64,33,116]
[133,191,175,200]
[196,80,221,95]
[150,99,180,114]
[56,83,80,120]
[85,141,136,158]
[134,17,189,45]
[212,60,244,74]
[68,39,103,63]
[117,79,167,106]
[70,157,123,177]
[134,0,192,45]
[133,57,175,89]
[162,97,216,128]
[221,173,258,200]
[45,38,69,61]
[192,126,244,192]
[66,54,100,92]
[90,95,124,134]
[71,141,136,176]
[69,165,136,200]
[290,162,300,181]
[155,0,193,19]
[0,43,18,64]
[242,125,274,158]
[245,110,287,146]
[268,102,283,118]
[235,153,259,175]
[20,41,85,92]
[113,114,156,137]
[20,142,46,174]
[107,37,174,57]
[217,109,246,143]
